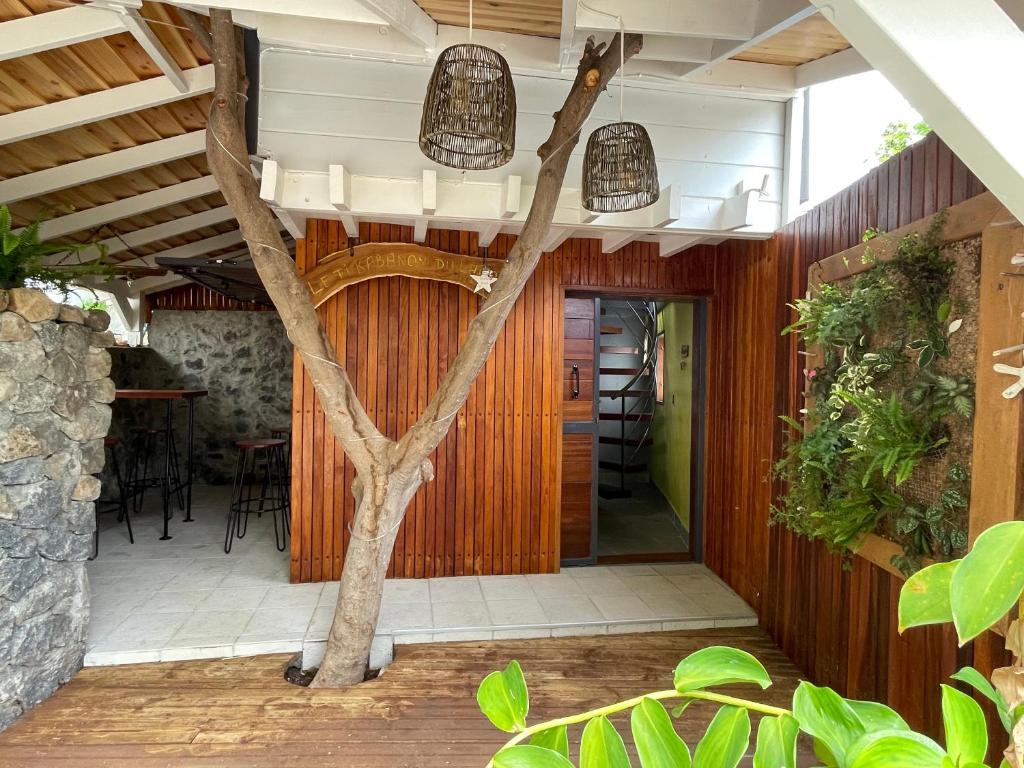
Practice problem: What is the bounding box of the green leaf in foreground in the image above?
[531,725,569,759]
[580,715,631,768]
[951,667,1012,732]
[792,681,865,765]
[847,730,946,768]
[477,660,530,733]
[494,745,575,768]
[941,684,987,765]
[673,646,772,693]
[950,521,1024,642]
[630,697,690,768]
[898,560,959,633]
[845,698,909,731]
[692,706,750,768]
[752,714,799,768]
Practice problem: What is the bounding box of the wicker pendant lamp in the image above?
[581,12,659,213]
[418,0,516,170]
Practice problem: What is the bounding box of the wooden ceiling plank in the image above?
[72,35,152,86]
[119,7,188,92]
[0,64,213,145]
[0,67,46,112]
[0,129,205,203]
[0,5,126,62]
[139,2,202,71]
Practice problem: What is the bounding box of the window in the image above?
[655,332,665,404]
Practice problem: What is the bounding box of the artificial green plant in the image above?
[772,215,975,573]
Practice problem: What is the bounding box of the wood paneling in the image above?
[290,223,716,581]
[734,13,850,66]
[560,432,593,560]
[145,283,273,320]
[703,133,1006,741]
[562,297,595,422]
[413,0,561,38]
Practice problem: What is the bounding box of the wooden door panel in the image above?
[560,433,593,560]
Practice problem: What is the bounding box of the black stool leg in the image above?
[109,442,133,545]
[225,448,244,554]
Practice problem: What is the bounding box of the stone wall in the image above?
[109,310,291,484]
[0,288,114,730]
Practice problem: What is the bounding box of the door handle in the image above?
[571,363,580,399]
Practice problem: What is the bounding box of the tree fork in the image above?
[202,9,642,687]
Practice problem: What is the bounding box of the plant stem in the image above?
[484,689,790,766]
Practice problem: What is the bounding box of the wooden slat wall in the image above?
[291,222,720,581]
[703,132,1010,740]
[144,283,272,320]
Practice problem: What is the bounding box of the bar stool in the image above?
[126,425,184,516]
[225,438,290,554]
[270,425,291,491]
[92,436,134,559]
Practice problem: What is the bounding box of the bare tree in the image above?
[198,8,642,687]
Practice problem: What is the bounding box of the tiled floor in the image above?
[597,472,689,556]
[87,486,756,668]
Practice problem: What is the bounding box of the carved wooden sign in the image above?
[302,242,503,307]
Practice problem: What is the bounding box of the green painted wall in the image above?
[650,302,694,529]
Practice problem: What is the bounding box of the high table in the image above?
[114,389,208,540]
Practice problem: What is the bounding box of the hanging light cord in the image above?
[577,0,626,123]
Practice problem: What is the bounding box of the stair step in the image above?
[599,460,648,473]
[600,389,653,397]
[600,325,623,335]
[599,412,653,422]
[599,366,650,375]
[600,345,639,354]
[600,436,654,447]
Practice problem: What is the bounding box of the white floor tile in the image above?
[479,575,531,601]
[486,598,547,626]
[573,575,634,597]
[538,596,604,623]
[242,607,313,639]
[383,579,430,604]
[377,601,432,632]
[592,595,657,621]
[199,587,269,611]
[137,589,214,614]
[432,600,491,630]
[526,573,585,598]
[260,583,323,609]
[428,576,482,602]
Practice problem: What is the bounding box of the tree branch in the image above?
[395,33,643,474]
[205,9,386,477]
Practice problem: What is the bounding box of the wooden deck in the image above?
[0,629,811,767]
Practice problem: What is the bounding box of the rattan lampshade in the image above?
[419,44,516,170]
[582,122,659,213]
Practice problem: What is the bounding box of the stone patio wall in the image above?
[110,310,292,484]
[0,288,114,730]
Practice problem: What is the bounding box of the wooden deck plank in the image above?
[0,630,811,766]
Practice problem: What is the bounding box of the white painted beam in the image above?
[543,228,574,252]
[118,8,188,92]
[327,164,360,236]
[700,0,817,71]
[601,230,639,254]
[0,65,214,146]
[502,176,522,218]
[813,0,1024,223]
[129,273,190,297]
[658,234,705,257]
[717,188,760,230]
[477,222,502,247]
[794,47,870,88]
[349,0,436,48]
[574,0,757,40]
[30,176,219,241]
[413,218,429,243]
[0,6,125,62]
[0,131,206,204]
[421,170,437,215]
[259,159,305,239]
[781,92,804,224]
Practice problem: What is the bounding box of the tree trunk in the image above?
[197,8,642,688]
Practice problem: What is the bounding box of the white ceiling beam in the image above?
[0,130,206,204]
[51,206,237,264]
[181,0,384,24]
[0,65,214,146]
[543,228,574,252]
[559,0,578,64]
[477,222,502,247]
[327,163,359,236]
[0,5,125,62]
[781,92,804,225]
[413,218,429,243]
[601,231,639,254]
[717,187,760,230]
[700,0,817,71]
[421,170,437,215]
[349,0,436,48]
[128,273,190,297]
[794,46,870,88]
[29,176,219,241]
[502,176,522,218]
[259,159,304,239]
[658,234,705,257]
[813,0,1024,224]
[574,0,757,40]
[117,8,188,92]
[632,36,715,64]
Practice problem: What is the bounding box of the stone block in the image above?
[0,313,32,342]
[34,322,62,354]
[50,384,89,419]
[0,424,42,464]
[84,310,110,331]
[0,457,44,486]
[83,349,111,382]
[5,481,61,528]
[0,556,43,602]
[57,305,86,325]
[10,380,55,415]
[89,330,115,348]
[0,339,45,380]
[6,289,58,323]
[71,476,101,502]
[80,440,105,475]
[59,323,90,358]
[59,403,111,443]
[86,378,115,404]
[0,375,14,402]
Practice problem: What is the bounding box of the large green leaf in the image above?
[692,706,750,768]
[673,647,772,693]
[941,684,987,765]
[477,661,530,733]
[580,715,631,768]
[630,697,690,768]
[951,667,1012,732]
[950,521,1024,642]
[494,745,576,768]
[846,730,946,768]
[792,681,865,765]
[752,714,799,768]
[531,726,570,759]
[898,561,959,633]
[845,699,910,731]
